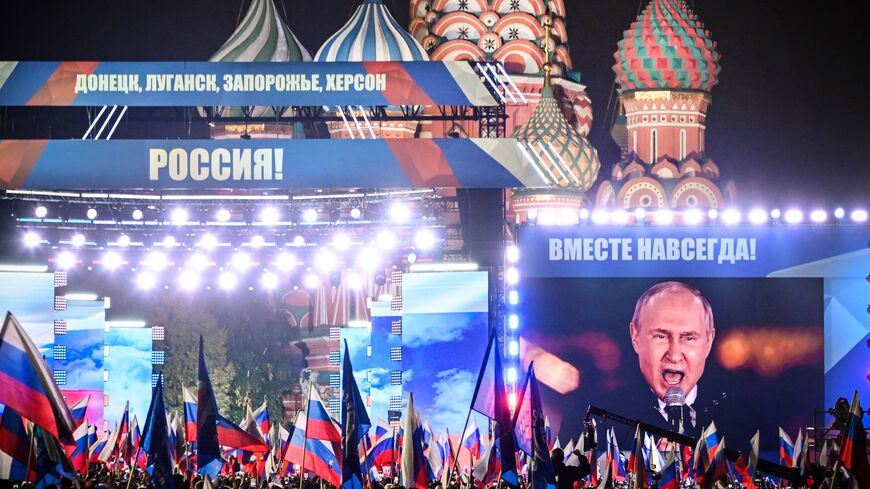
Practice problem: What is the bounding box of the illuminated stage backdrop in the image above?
[104,325,152,427]
[516,225,869,452]
[56,298,106,427]
[0,271,55,364]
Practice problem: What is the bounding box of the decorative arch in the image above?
[595,181,616,207]
[552,18,568,42]
[410,0,430,19]
[679,158,702,177]
[621,160,646,179]
[409,18,430,43]
[431,0,488,13]
[617,177,668,208]
[493,40,544,74]
[554,45,573,71]
[650,160,679,179]
[431,12,488,40]
[701,160,720,179]
[670,178,723,208]
[492,0,546,16]
[493,12,544,41]
[432,39,486,61]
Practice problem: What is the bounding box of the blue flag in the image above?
[512,363,555,489]
[196,336,222,477]
[142,375,175,489]
[341,339,372,489]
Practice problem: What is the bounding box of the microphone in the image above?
[663,386,686,432]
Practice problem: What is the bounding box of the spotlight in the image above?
[333,233,352,251]
[509,340,519,356]
[303,273,321,289]
[292,235,305,247]
[579,208,590,220]
[216,209,231,222]
[346,272,363,290]
[527,209,538,221]
[250,235,265,248]
[770,208,782,220]
[71,233,86,247]
[23,231,40,248]
[231,252,252,271]
[610,209,628,225]
[144,251,168,270]
[357,248,381,271]
[170,208,188,225]
[538,209,556,226]
[506,245,520,263]
[390,203,411,223]
[178,270,200,291]
[591,209,609,225]
[199,233,218,251]
[56,251,76,270]
[132,209,143,221]
[407,253,417,264]
[508,314,518,329]
[557,210,578,225]
[102,251,123,270]
[261,272,279,290]
[136,271,156,290]
[508,290,519,305]
[707,208,719,220]
[315,250,337,272]
[162,235,177,248]
[810,209,828,223]
[748,208,768,225]
[783,209,803,224]
[653,209,673,225]
[376,230,396,250]
[86,208,98,220]
[35,205,48,219]
[634,208,647,222]
[683,208,704,225]
[218,272,238,290]
[117,234,131,247]
[414,230,436,250]
[507,368,517,383]
[834,207,846,219]
[188,253,209,271]
[506,267,519,285]
[350,207,362,220]
[852,209,869,223]
[721,208,742,225]
[274,252,296,272]
[302,209,318,223]
[260,207,280,224]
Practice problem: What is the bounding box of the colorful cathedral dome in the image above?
[613,0,720,93]
[316,0,429,62]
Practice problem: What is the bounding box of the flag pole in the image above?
[299,381,313,489]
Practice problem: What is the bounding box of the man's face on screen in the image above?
[630,290,714,400]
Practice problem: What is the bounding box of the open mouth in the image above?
[661,369,685,386]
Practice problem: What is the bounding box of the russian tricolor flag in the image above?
[216,414,268,453]
[0,312,76,444]
[182,386,197,443]
[306,387,341,443]
[461,418,481,458]
[659,451,679,489]
[283,411,341,486]
[66,421,90,474]
[252,400,270,441]
[0,406,36,481]
[704,421,720,459]
[778,427,795,468]
[366,432,397,469]
[68,395,90,428]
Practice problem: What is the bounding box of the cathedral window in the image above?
[650,129,658,161]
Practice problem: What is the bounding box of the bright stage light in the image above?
[260,207,280,224]
[509,340,519,356]
[35,205,48,218]
[216,209,231,222]
[770,208,782,220]
[56,251,76,270]
[199,233,218,250]
[376,230,396,250]
[333,232,352,251]
[407,253,417,264]
[132,209,143,221]
[274,252,296,272]
[292,235,305,247]
[163,235,177,248]
[71,233,86,247]
[539,209,557,226]
[303,273,321,289]
[188,253,209,271]
[557,210,578,226]
[591,209,609,225]
[86,208,98,220]
[508,314,518,329]
[102,251,123,270]
[357,248,381,271]
[414,230,436,250]
[23,231,40,247]
[810,209,828,223]
[653,209,673,225]
[506,245,520,263]
[707,208,719,220]
[231,252,252,271]
[250,235,265,248]
[302,209,318,223]
[610,210,629,225]
[508,290,519,305]
[144,251,168,270]
[527,209,538,221]
[683,208,704,225]
[136,272,156,290]
[784,209,804,224]
[506,267,519,285]
[748,208,768,225]
[507,368,517,383]
[315,250,337,271]
[350,207,362,219]
[390,203,410,223]
[834,207,846,219]
[346,272,363,290]
[117,234,131,247]
[851,209,869,223]
[634,208,647,222]
[508,392,517,409]
[170,208,188,225]
[721,208,742,225]
[218,272,238,290]
[178,270,200,291]
[261,272,279,290]
[579,208,590,220]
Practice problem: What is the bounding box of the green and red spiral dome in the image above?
[613,0,721,93]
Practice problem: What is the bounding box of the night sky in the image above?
[1,1,866,206]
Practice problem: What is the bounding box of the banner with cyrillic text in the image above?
[0,61,496,107]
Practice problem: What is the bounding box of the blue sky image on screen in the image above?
[0,271,55,363]
[104,327,152,426]
[402,271,489,437]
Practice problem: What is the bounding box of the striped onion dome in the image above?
[513,86,600,191]
[614,0,720,93]
[210,0,311,63]
[316,0,429,62]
